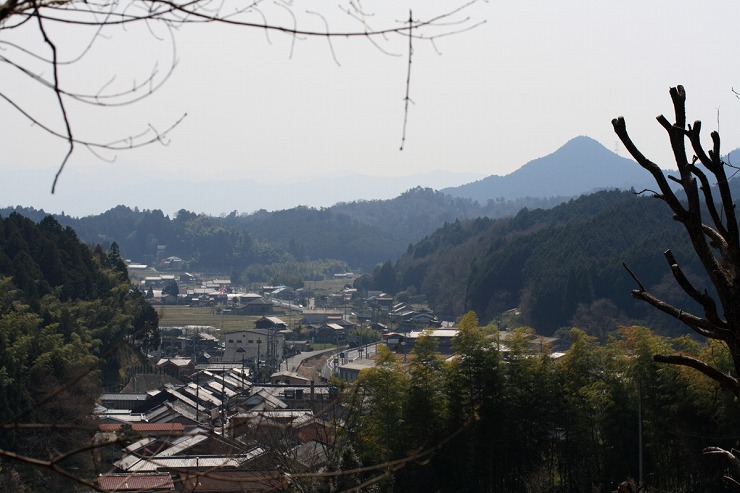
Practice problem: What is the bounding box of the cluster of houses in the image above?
[92,300,572,492]
[159,315,359,373]
[94,354,340,492]
[141,276,272,309]
[90,297,440,491]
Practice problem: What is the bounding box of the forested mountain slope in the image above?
[1,189,570,273]
[396,189,708,336]
[232,188,569,267]
[0,213,158,485]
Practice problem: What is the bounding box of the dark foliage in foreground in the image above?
[0,213,158,490]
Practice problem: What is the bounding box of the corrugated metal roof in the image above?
[123,437,157,453]
[156,433,208,457]
[209,372,245,391]
[145,405,172,423]
[99,393,148,401]
[183,383,223,407]
[238,410,313,420]
[123,452,263,472]
[207,381,237,398]
[223,374,244,388]
[96,413,147,422]
[165,388,200,409]
[253,385,331,396]
[243,390,288,410]
[166,401,210,423]
[98,473,175,491]
[156,358,193,367]
[407,328,459,338]
[114,454,146,472]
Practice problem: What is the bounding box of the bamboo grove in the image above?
[334,313,740,492]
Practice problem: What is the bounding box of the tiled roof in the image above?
[98,473,175,491]
[180,470,286,492]
[99,423,185,433]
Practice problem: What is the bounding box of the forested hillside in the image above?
[395,190,707,336]
[328,187,568,241]
[0,213,158,489]
[1,188,569,274]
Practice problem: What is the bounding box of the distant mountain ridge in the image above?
[7,136,737,276]
[0,167,485,218]
[442,136,666,202]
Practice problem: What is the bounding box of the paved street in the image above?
[282,347,337,372]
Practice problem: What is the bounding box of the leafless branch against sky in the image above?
[0,0,485,192]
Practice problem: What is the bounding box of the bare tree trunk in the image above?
[612,85,740,395]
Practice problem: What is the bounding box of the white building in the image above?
[222,329,284,367]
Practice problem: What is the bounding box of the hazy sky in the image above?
[3,1,740,215]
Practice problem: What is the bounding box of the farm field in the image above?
[156,306,260,334]
[155,305,304,334]
[150,275,351,335]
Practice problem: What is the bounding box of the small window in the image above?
[237,340,242,344]
[228,339,234,343]
[248,340,253,344]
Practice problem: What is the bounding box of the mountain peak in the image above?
[558,135,608,154]
[516,136,617,175]
[441,135,655,202]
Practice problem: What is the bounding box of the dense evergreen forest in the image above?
[393,190,711,336]
[0,213,158,490]
[0,188,569,275]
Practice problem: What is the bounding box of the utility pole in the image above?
[221,365,225,436]
[638,381,643,488]
[256,338,261,383]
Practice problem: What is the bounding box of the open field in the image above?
[155,305,304,334]
[307,278,355,292]
[143,273,352,334]
[156,306,260,334]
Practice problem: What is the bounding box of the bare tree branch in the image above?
[664,249,727,330]
[1,0,484,190]
[630,287,722,340]
[653,354,740,394]
[399,9,412,151]
[612,116,686,217]
[614,85,740,387]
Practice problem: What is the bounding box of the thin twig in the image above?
[399,9,412,151]
[32,0,73,193]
